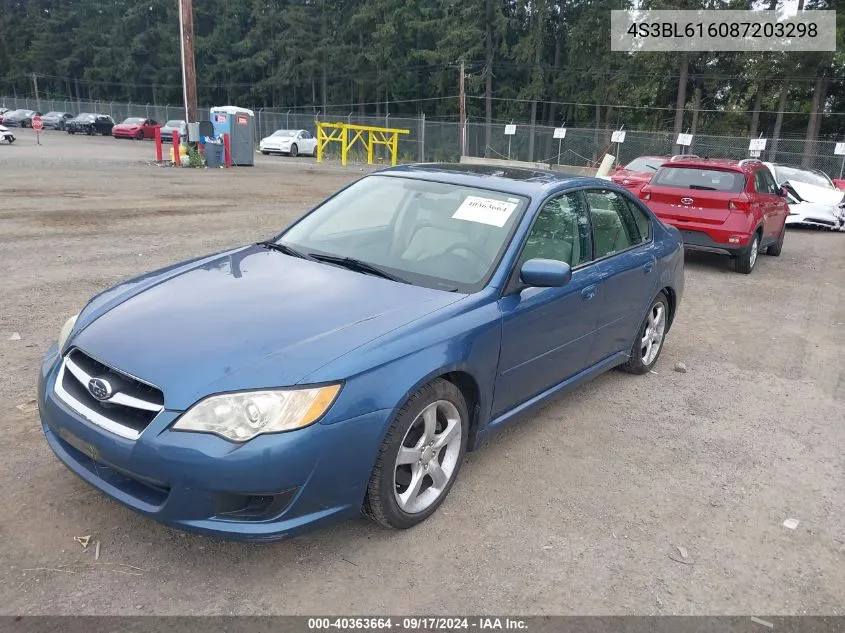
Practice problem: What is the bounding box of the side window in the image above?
[520,192,591,267]
[760,168,778,195]
[753,171,767,194]
[624,198,652,243]
[301,131,312,139]
[584,189,640,259]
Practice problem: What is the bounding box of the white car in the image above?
[259,129,317,157]
[763,163,845,232]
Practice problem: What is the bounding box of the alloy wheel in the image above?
[641,302,666,365]
[393,400,463,515]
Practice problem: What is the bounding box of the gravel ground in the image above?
[1,128,843,615]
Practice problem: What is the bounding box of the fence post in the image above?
[419,112,425,162]
[286,110,291,129]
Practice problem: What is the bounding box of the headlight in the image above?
[58,314,79,350]
[172,385,341,442]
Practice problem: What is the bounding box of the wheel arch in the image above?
[660,285,677,329]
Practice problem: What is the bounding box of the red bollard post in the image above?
[172,131,180,166]
[223,133,231,168]
[154,126,162,161]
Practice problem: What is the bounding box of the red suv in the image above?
[639,158,789,273]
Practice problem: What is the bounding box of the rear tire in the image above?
[735,233,760,274]
[363,379,468,529]
[619,292,670,375]
[766,227,785,256]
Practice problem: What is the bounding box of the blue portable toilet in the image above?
[210,106,255,166]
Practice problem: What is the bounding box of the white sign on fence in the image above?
[834,142,845,156]
[611,130,626,143]
[504,124,516,136]
[676,133,693,146]
[553,127,567,139]
[749,150,762,158]
[749,138,767,151]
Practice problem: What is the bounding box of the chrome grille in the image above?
[53,349,164,440]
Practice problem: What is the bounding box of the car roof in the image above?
[658,157,762,173]
[376,163,608,196]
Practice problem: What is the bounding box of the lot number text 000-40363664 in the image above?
[610,10,836,52]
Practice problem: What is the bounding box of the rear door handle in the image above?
[581,284,597,300]
[643,261,654,273]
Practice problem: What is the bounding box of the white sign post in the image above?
[504,124,516,160]
[676,133,693,155]
[835,142,845,178]
[611,130,626,167]
[748,137,767,159]
[553,127,566,164]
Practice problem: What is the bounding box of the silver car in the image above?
[159,119,187,140]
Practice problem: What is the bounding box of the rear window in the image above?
[624,157,663,172]
[652,167,745,193]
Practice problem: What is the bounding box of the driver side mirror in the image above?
[520,258,572,288]
[778,185,789,197]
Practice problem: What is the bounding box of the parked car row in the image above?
[608,154,844,274]
[0,108,188,140]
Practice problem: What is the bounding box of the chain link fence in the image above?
[3,95,844,177]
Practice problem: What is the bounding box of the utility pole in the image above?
[459,60,466,156]
[32,73,40,112]
[178,0,198,123]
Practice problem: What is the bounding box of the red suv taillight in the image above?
[729,197,751,212]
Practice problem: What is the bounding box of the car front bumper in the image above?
[260,145,293,153]
[38,345,389,541]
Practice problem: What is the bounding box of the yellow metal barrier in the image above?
[316,122,410,167]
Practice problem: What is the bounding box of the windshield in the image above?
[272,130,295,138]
[279,175,528,292]
[164,120,184,127]
[774,165,834,189]
[75,113,94,121]
[44,111,61,117]
[625,157,664,172]
[123,117,144,124]
[653,167,745,192]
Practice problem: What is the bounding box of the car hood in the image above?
[70,245,464,409]
[262,137,292,144]
[784,180,844,206]
[113,123,138,130]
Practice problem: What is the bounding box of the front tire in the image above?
[735,233,760,274]
[364,379,468,529]
[620,292,669,375]
[289,143,298,158]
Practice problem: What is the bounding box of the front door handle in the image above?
[581,284,597,300]
[643,261,654,273]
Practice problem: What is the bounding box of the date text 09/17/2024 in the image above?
[307,617,529,630]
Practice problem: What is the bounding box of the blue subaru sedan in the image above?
[38,163,684,540]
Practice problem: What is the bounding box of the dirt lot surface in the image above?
[1,129,843,615]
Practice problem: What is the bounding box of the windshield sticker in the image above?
[452,196,518,227]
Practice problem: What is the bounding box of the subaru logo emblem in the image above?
[88,377,112,401]
[681,197,694,205]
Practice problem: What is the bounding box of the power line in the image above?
[468,95,845,116]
